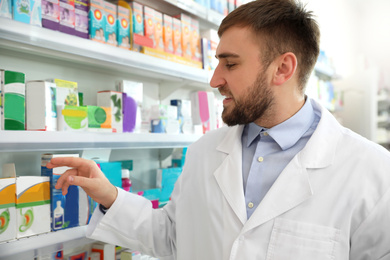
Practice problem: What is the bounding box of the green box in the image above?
[1,70,26,130]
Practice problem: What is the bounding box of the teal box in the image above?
[89,0,105,43]
[117,5,130,49]
[156,167,182,203]
[97,161,122,188]
[104,0,117,46]
[0,0,12,18]
[13,0,42,26]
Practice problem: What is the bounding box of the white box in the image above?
[0,177,16,242]
[97,91,123,133]
[26,81,57,131]
[116,80,143,105]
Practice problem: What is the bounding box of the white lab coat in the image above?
[87,99,390,260]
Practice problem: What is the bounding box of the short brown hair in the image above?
[219,0,320,92]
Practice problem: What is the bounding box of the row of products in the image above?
[0,0,222,70]
[0,69,224,134]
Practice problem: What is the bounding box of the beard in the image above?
[220,71,274,126]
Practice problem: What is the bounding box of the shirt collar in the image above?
[246,98,315,150]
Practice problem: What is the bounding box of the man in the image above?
[48,0,390,259]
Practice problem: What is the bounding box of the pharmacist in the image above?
[48,0,390,259]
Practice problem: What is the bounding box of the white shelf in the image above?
[0,131,202,152]
[0,226,94,259]
[0,18,209,85]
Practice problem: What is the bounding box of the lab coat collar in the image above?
[214,99,343,231]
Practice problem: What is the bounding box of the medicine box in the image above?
[156,167,182,203]
[41,0,60,31]
[13,0,42,26]
[97,161,122,188]
[89,0,105,43]
[50,78,79,107]
[0,177,16,243]
[74,0,89,38]
[172,17,182,56]
[59,0,75,35]
[87,105,112,132]
[178,13,191,58]
[0,0,12,18]
[16,176,51,238]
[97,91,122,133]
[104,0,117,46]
[1,70,26,130]
[190,18,201,62]
[154,10,163,51]
[117,5,130,49]
[57,105,88,131]
[41,153,80,231]
[78,188,97,226]
[143,6,155,47]
[131,1,143,36]
[26,81,57,131]
[163,14,173,54]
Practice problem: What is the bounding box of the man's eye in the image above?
[226,63,236,69]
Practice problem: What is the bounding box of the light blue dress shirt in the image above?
[241,98,320,219]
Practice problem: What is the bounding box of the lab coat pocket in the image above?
[266,218,340,260]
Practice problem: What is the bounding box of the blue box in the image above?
[13,0,42,26]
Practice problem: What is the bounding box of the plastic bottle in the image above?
[53,200,64,230]
[121,169,132,192]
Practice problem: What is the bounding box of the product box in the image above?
[170,99,192,134]
[92,243,116,260]
[16,176,51,238]
[190,18,201,62]
[154,10,163,51]
[191,91,210,134]
[116,80,143,133]
[78,188,97,226]
[178,13,191,58]
[89,0,105,43]
[41,153,80,231]
[59,0,75,35]
[172,17,182,56]
[50,78,79,107]
[201,28,219,71]
[156,167,182,203]
[97,91,122,133]
[97,161,122,188]
[150,104,179,134]
[13,0,42,26]
[163,14,173,54]
[104,0,117,46]
[26,81,57,131]
[41,0,59,30]
[143,6,155,47]
[117,5,130,49]
[87,105,111,132]
[1,70,26,130]
[0,0,12,18]
[74,0,89,38]
[130,1,143,36]
[0,177,16,243]
[57,105,88,131]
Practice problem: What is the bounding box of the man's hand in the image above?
[46,157,118,209]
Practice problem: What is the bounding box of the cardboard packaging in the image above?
[191,91,217,134]
[177,13,191,58]
[41,0,60,30]
[143,6,155,47]
[116,80,142,133]
[117,5,130,49]
[104,0,117,46]
[92,243,116,260]
[87,105,111,132]
[130,1,143,35]
[154,10,164,51]
[50,78,79,107]
[16,176,51,238]
[57,105,88,131]
[13,0,42,26]
[59,0,75,35]
[190,18,201,62]
[0,176,16,243]
[0,0,12,18]
[170,99,192,134]
[156,167,182,203]
[97,91,122,133]
[41,153,80,231]
[163,14,173,54]
[74,0,89,38]
[172,17,182,56]
[89,0,105,43]
[1,70,26,130]
[26,81,57,131]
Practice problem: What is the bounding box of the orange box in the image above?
[163,14,173,53]
[154,10,164,51]
[172,17,182,56]
[190,18,201,62]
[144,6,155,47]
[178,13,191,58]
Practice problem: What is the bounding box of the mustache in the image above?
[218,86,232,97]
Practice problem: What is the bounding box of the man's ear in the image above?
[272,52,297,86]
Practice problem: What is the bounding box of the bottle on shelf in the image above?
[121,169,132,192]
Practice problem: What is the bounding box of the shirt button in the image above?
[248,202,254,208]
[263,132,269,136]
[257,157,264,162]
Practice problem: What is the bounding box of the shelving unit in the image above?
[0,226,94,260]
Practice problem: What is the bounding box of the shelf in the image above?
[0,18,209,85]
[0,226,94,259]
[0,131,202,152]
[314,63,336,80]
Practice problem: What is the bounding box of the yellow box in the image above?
[0,177,16,243]
[163,14,173,54]
[154,10,164,51]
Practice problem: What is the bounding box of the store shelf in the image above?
[314,63,336,80]
[0,18,209,85]
[0,226,94,259]
[0,131,202,152]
